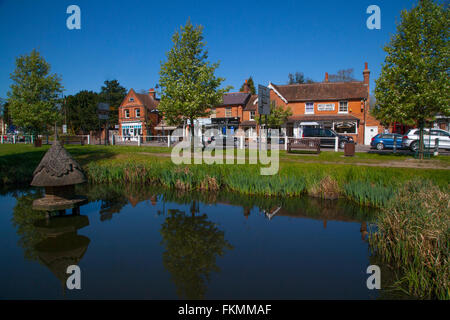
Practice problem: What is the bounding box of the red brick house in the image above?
[118,88,160,139]
[268,63,383,145]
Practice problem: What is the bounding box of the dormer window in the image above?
[129,97,134,102]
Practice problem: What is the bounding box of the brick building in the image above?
[118,88,160,140]
[267,63,382,145]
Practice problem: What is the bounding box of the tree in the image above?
[288,72,314,84]
[373,0,449,159]
[7,49,63,135]
[257,101,293,128]
[328,68,357,82]
[65,90,100,134]
[239,76,256,94]
[99,80,127,126]
[160,209,232,299]
[158,20,231,148]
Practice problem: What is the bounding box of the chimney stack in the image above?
[363,62,370,86]
[149,88,156,99]
[242,79,250,93]
[324,72,329,83]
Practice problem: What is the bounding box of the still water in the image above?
[0,184,393,299]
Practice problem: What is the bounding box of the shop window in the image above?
[305,102,314,114]
[334,121,356,134]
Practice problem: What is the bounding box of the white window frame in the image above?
[225,107,232,117]
[135,108,140,117]
[338,101,348,114]
[305,102,314,114]
[129,97,134,102]
[124,109,130,118]
[249,111,255,120]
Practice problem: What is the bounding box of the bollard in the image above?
[334,136,338,152]
[138,135,141,147]
[168,135,171,147]
[434,138,439,156]
[13,135,16,144]
[285,137,288,151]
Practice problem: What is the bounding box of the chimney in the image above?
[363,62,370,86]
[148,88,156,99]
[242,79,250,93]
[324,72,329,83]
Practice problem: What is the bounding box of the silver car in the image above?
[402,128,450,151]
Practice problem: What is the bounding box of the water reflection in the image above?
[160,208,233,299]
[33,215,90,294]
[6,184,381,299]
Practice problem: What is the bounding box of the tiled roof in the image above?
[135,93,159,111]
[219,92,251,106]
[244,95,258,111]
[271,82,368,102]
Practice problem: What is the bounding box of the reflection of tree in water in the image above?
[160,208,233,299]
[11,189,47,261]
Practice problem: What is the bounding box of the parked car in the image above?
[370,133,403,150]
[301,128,354,149]
[402,128,450,151]
[206,135,238,148]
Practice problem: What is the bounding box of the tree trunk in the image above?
[418,119,424,160]
[190,118,194,161]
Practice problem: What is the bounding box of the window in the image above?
[338,101,348,113]
[129,97,134,102]
[225,107,232,117]
[334,121,357,134]
[124,109,130,118]
[135,108,140,117]
[305,102,314,114]
[250,111,255,120]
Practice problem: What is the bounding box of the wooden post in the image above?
[334,136,338,152]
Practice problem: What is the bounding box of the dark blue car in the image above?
[370,133,403,150]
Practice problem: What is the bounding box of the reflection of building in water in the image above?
[33,215,90,294]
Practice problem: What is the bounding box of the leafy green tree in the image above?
[100,80,127,126]
[7,49,63,135]
[65,90,100,134]
[160,209,233,299]
[239,76,256,94]
[373,0,449,158]
[257,101,293,128]
[158,20,231,147]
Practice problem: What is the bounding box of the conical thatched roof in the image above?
[31,141,86,187]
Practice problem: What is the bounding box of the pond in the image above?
[0,184,402,299]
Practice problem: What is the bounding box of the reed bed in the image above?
[369,180,450,299]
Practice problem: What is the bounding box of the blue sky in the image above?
[0,0,420,98]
